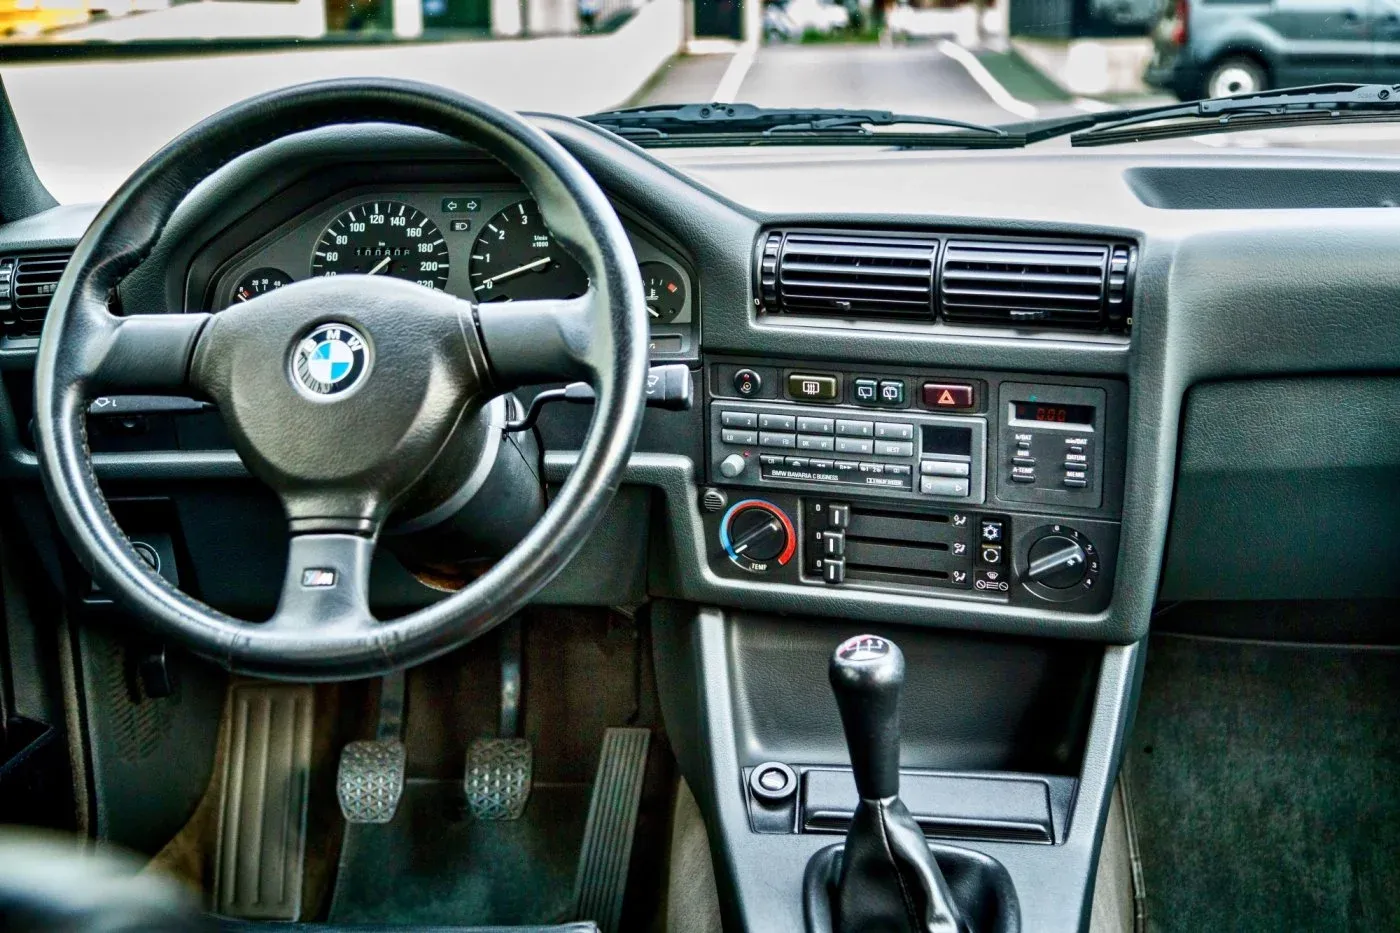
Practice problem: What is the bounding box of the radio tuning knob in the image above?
[720,453,747,478]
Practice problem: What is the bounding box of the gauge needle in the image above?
[367,256,392,276]
[483,256,551,285]
[647,305,659,318]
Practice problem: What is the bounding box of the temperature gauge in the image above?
[639,260,686,324]
[231,267,292,305]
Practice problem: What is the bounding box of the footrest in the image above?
[214,683,314,921]
[572,727,651,933]
[465,737,533,821]
[337,739,406,824]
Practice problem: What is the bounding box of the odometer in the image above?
[311,200,450,290]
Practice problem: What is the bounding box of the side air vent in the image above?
[759,231,935,319]
[940,239,1129,330]
[0,251,72,337]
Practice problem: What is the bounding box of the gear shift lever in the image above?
[829,635,964,933]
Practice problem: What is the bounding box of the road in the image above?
[638,43,1059,125]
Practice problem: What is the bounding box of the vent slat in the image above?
[2,250,72,336]
[760,231,935,319]
[940,239,1112,329]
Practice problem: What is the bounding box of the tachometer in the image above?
[311,200,450,290]
[468,199,588,302]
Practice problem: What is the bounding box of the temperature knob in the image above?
[719,500,796,573]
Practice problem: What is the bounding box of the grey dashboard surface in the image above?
[2,118,1400,645]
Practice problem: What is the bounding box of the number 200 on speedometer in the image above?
[311,200,451,290]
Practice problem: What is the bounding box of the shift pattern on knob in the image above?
[829,634,904,800]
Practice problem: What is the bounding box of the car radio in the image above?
[708,400,988,504]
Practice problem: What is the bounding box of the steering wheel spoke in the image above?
[266,532,377,634]
[475,292,601,390]
[82,311,211,396]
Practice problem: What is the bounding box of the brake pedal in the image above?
[572,727,652,933]
[337,670,406,824]
[465,619,532,821]
[213,683,314,920]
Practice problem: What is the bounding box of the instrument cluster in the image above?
[207,184,696,356]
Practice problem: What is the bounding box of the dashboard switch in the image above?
[828,503,850,529]
[823,532,846,558]
[853,379,878,403]
[877,380,906,406]
[734,369,763,396]
[787,373,838,401]
[922,382,975,409]
[823,559,846,585]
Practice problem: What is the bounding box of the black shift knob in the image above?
[829,634,904,800]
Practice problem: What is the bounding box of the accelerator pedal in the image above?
[213,683,314,921]
[572,727,652,933]
[337,670,407,824]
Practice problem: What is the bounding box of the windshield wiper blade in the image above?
[583,102,1025,148]
[1057,83,1400,146]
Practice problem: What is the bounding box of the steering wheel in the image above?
[33,79,649,680]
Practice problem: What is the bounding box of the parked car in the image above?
[1145,0,1385,100]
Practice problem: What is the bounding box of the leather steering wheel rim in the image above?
[33,79,649,680]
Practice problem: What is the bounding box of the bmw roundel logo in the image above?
[291,323,370,397]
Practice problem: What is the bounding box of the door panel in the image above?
[1263,0,1371,85]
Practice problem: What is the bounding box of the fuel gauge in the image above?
[639,261,686,324]
[231,267,292,305]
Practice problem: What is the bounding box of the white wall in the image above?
[3,0,687,203]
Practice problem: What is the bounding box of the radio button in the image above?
[921,460,969,477]
[785,457,808,470]
[874,440,914,458]
[874,422,914,440]
[721,429,758,445]
[833,461,861,481]
[810,458,835,472]
[759,454,784,469]
[798,434,835,452]
[787,373,838,401]
[920,476,970,497]
[836,419,874,437]
[759,412,796,431]
[858,462,885,475]
[759,432,796,449]
[721,410,757,429]
[884,463,912,477]
[835,437,874,455]
[797,416,835,434]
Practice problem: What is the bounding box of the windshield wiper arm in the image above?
[583,102,1024,148]
[1045,84,1400,146]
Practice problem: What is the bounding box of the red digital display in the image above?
[1013,401,1094,426]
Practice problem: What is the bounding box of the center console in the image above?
[700,357,1127,615]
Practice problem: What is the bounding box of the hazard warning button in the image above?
[921,382,975,410]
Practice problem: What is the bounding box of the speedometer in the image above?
[468,199,587,302]
[311,200,450,290]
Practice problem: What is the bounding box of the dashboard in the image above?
[4,112,1400,933]
[196,179,697,359]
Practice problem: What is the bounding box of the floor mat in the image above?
[330,780,590,927]
[1128,635,1400,932]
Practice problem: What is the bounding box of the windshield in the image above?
[1,0,1394,201]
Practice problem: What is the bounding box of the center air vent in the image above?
[940,240,1114,329]
[0,251,72,337]
[759,232,935,319]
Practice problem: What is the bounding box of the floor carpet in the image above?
[1128,634,1400,932]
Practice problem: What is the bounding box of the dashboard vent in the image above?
[760,231,935,319]
[0,251,72,337]
[940,240,1121,329]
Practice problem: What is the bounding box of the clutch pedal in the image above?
[465,618,533,821]
[337,670,406,825]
